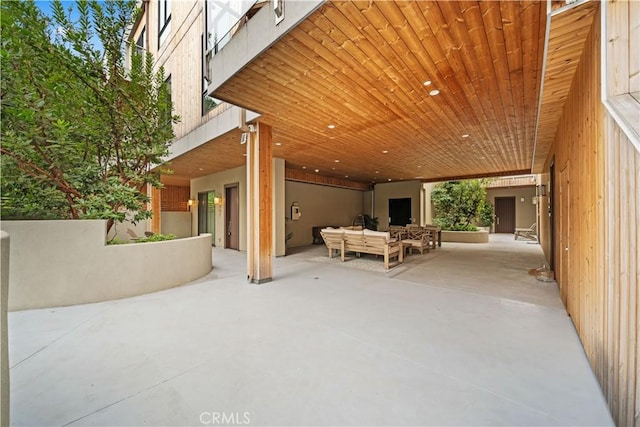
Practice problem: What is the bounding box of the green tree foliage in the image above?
[431,180,491,231]
[1,0,178,233]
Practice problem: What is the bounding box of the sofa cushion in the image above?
[363,229,390,241]
[321,228,343,235]
[343,229,364,235]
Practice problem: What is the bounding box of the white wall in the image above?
[422,182,437,225]
[1,231,9,426]
[273,158,286,256]
[0,220,212,311]
[190,159,286,255]
[285,181,365,247]
[486,187,537,230]
[161,212,192,238]
[374,181,422,230]
[191,165,247,249]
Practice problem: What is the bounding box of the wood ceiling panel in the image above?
[184,1,594,184]
[164,129,246,182]
[532,1,598,172]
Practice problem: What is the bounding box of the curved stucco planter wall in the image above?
[441,230,490,243]
[0,220,212,311]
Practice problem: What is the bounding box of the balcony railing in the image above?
[206,0,266,55]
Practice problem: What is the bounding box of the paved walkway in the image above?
[8,235,613,426]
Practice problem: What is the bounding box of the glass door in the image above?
[197,191,216,245]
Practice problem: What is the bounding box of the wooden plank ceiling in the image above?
[532,0,599,172]
[167,1,596,185]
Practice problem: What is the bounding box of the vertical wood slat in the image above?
[160,185,190,211]
[544,6,633,425]
[150,186,162,234]
[630,0,640,93]
[246,122,273,284]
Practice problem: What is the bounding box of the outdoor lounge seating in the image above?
[514,223,537,240]
[320,228,404,270]
[319,228,344,258]
[402,227,431,255]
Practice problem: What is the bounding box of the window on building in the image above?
[201,34,219,116]
[158,0,171,48]
[135,27,145,56]
[164,75,173,125]
[605,0,640,148]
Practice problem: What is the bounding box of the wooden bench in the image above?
[319,229,344,258]
[402,228,431,255]
[515,223,537,240]
[343,229,403,270]
[321,228,404,270]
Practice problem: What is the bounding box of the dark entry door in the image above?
[495,197,516,233]
[389,198,412,226]
[225,185,239,250]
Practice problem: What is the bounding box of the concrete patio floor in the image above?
[8,234,613,426]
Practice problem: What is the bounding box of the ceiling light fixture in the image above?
[275,142,282,146]
[375,171,379,174]
[423,80,432,86]
[382,150,388,154]
[314,169,320,173]
[345,175,349,178]
[334,159,340,163]
[302,166,306,169]
[462,134,470,138]
[388,178,392,181]
[327,124,335,129]
[429,89,440,96]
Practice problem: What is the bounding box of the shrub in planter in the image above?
[431,180,488,231]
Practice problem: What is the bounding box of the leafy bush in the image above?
[431,180,488,231]
[107,237,127,245]
[478,199,495,227]
[133,233,176,243]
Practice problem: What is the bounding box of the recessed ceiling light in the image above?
[275,142,282,146]
[414,176,423,179]
[332,167,336,170]
[345,175,349,178]
[199,168,203,171]
[302,166,306,169]
[382,150,388,154]
[429,89,440,96]
[423,80,432,86]
[375,171,379,174]
[327,124,335,129]
[388,178,392,181]
[417,166,422,168]
[462,134,470,138]
[334,159,340,163]
[314,169,320,173]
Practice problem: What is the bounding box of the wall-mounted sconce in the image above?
[536,184,547,197]
[213,196,224,206]
[187,199,197,211]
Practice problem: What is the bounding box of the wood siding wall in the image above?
[541,8,640,425]
[140,1,234,141]
[160,185,190,212]
[605,114,640,426]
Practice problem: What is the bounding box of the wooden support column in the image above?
[150,185,162,234]
[247,122,273,284]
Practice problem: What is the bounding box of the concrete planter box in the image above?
[441,230,489,243]
[1,220,213,311]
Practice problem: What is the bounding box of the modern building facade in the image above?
[130,1,639,424]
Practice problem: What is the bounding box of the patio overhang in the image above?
[191,0,599,186]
